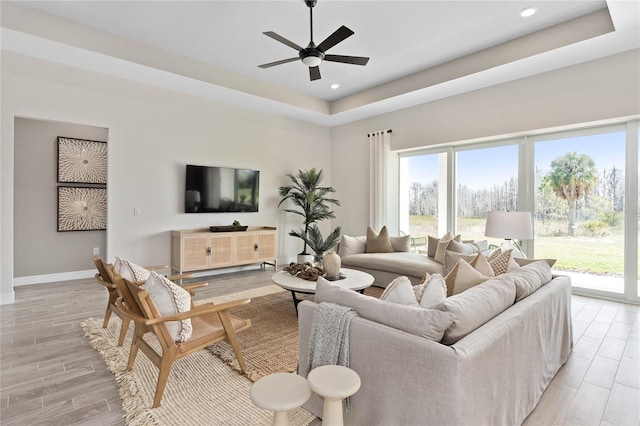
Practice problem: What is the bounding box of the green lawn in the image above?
[409,215,625,276]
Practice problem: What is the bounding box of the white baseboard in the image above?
[13,269,95,286]
[0,291,15,305]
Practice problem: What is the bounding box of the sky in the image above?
[408,131,627,190]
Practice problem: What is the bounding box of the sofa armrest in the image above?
[298,300,464,425]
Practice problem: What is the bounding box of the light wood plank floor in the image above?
[1,269,639,425]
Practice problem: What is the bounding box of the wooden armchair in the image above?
[92,256,208,346]
[113,273,252,408]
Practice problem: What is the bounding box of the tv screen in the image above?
[185,164,259,213]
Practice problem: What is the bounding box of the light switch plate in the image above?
[134,207,142,216]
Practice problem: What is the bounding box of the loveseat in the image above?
[297,262,573,425]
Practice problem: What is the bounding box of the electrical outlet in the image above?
[93,247,99,255]
[134,207,142,216]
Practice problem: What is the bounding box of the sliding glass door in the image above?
[398,120,639,302]
[532,128,626,295]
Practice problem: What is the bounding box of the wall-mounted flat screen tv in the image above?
[185,164,259,213]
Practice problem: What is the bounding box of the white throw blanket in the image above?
[308,302,358,370]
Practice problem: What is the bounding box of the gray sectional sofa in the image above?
[298,262,573,425]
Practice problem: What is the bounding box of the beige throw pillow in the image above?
[365,226,394,253]
[434,232,456,264]
[514,257,557,268]
[469,253,495,277]
[445,259,491,296]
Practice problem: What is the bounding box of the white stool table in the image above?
[307,365,361,426]
[250,373,311,426]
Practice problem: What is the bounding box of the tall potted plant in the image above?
[278,168,341,263]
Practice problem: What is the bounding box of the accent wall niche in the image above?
[14,117,108,282]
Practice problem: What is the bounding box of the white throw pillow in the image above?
[390,235,411,252]
[380,276,419,307]
[415,274,447,309]
[143,271,193,343]
[113,257,151,282]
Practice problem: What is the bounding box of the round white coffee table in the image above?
[272,268,374,313]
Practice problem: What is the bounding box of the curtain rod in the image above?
[367,129,393,137]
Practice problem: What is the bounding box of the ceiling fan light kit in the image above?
[259,0,369,81]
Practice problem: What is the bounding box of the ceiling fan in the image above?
[258,0,369,81]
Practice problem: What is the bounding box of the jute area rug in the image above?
[81,284,315,426]
[202,284,383,382]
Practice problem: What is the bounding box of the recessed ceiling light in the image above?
[520,7,537,17]
[330,83,340,89]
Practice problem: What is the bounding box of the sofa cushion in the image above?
[435,275,517,345]
[445,258,491,296]
[341,252,444,278]
[338,235,366,257]
[414,274,447,309]
[514,257,557,268]
[509,261,553,301]
[315,278,455,341]
[390,235,411,252]
[380,276,419,307]
[366,226,394,253]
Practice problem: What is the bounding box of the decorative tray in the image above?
[209,225,248,232]
[324,272,346,281]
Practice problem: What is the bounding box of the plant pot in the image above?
[297,254,314,264]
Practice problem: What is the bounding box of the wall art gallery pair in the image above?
[57,137,107,232]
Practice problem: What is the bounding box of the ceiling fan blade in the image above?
[324,54,370,66]
[263,31,304,51]
[258,57,300,69]
[316,25,354,52]
[309,66,321,81]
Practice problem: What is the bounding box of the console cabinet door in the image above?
[210,234,234,267]
[256,231,277,262]
[235,233,258,264]
[182,235,211,271]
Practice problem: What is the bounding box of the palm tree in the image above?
[543,152,599,236]
[278,168,340,255]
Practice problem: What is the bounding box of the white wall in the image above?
[330,50,640,236]
[1,53,332,302]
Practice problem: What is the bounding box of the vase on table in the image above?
[322,251,341,279]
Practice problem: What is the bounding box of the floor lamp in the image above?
[484,211,533,258]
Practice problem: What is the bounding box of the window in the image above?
[456,144,518,242]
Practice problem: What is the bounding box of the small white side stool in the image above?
[250,373,311,426]
[307,365,361,426]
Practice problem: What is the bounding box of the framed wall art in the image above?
[57,137,107,184]
[57,186,107,232]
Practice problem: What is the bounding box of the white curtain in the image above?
[368,130,391,231]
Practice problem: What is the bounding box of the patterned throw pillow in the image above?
[365,226,395,253]
[143,271,193,342]
[113,257,151,282]
[487,249,519,275]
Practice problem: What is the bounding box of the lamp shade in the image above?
[484,211,533,240]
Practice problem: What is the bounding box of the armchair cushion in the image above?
[144,271,193,342]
